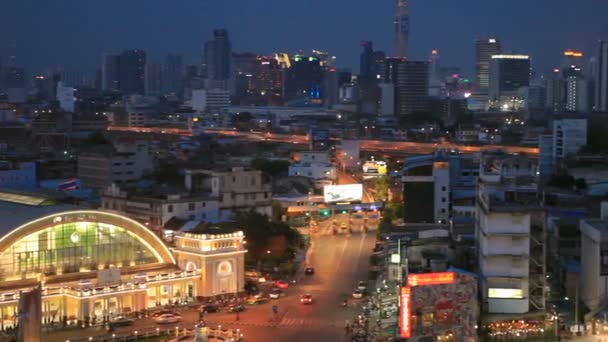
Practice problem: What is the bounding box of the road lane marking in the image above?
[333,236,350,274]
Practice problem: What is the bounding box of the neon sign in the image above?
[399,286,412,338]
[407,272,455,287]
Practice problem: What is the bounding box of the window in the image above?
[202,202,206,207]
[264,192,269,199]
[441,186,447,191]
[441,197,446,203]
[189,203,195,211]
[441,208,446,213]
[168,205,173,213]
[232,176,236,182]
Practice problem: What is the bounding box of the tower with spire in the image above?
[394,0,409,58]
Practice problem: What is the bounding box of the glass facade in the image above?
[0,221,159,281]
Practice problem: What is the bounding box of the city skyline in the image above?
[2,0,608,76]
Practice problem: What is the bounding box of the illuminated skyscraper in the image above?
[394,0,409,58]
[595,41,608,112]
[475,38,501,94]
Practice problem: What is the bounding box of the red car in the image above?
[273,280,289,289]
[300,294,313,304]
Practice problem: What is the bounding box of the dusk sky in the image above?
[2,0,608,76]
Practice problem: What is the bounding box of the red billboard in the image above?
[407,272,455,287]
[399,286,412,338]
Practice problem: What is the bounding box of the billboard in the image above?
[362,160,388,179]
[407,272,455,287]
[323,184,363,203]
[488,288,524,299]
[399,286,412,338]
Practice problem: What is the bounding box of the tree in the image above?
[548,174,575,189]
[371,176,391,202]
[575,178,587,190]
[398,111,441,129]
[250,158,290,177]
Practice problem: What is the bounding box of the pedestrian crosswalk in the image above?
[279,318,337,328]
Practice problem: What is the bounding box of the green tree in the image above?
[250,158,290,177]
[575,178,587,190]
[548,174,575,189]
[372,176,391,202]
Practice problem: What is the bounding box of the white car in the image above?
[357,281,367,291]
[258,276,267,283]
[154,313,182,324]
[352,290,363,299]
[269,289,283,299]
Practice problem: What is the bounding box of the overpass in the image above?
[106,126,539,156]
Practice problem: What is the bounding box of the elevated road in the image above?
[107,126,539,156]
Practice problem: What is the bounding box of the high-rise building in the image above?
[394,0,409,58]
[145,64,163,97]
[283,55,323,103]
[102,54,120,92]
[163,54,183,94]
[552,117,587,160]
[203,29,232,82]
[119,49,146,95]
[252,56,282,98]
[428,50,442,97]
[595,41,608,112]
[489,54,530,109]
[565,75,590,113]
[475,38,502,94]
[323,67,339,108]
[396,61,430,116]
[360,41,374,78]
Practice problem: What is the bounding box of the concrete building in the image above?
[298,151,330,164]
[402,157,450,224]
[475,38,502,96]
[101,184,220,228]
[184,167,272,221]
[203,29,231,83]
[538,133,554,181]
[288,163,336,182]
[565,75,590,113]
[489,54,531,111]
[191,89,230,113]
[56,82,75,113]
[379,83,395,116]
[552,117,587,160]
[0,161,36,190]
[396,61,430,116]
[476,153,546,315]
[144,63,163,97]
[580,202,608,312]
[595,41,608,112]
[119,49,146,95]
[78,140,153,189]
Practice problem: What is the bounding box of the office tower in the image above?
[360,41,374,78]
[145,64,163,97]
[489,54,530,109]
[396,61,430,116]
[5,66,26,103]
[203,29,231,82]
[546,69,565,113]
[119,49,146,95]
[372,51,386,79]
[379,83,395,116]
[595,41,608,112]
[552,118,588,160]
[565,75,590,113]
[562,50,585,70]
[394,0,409,57]
[475,38,501,94]
[323,67,339,108]
[283,55,323,103]
[102,54,120,92]
[428,49,442,97]
[163,54,183,94]
[252,56,282,98]
[312,49,333,67]
[56,82,75,112]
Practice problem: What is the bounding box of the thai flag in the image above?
[57,179,79,191]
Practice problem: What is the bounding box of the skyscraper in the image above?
[145,64,163,97]
[119,49,146,95]
[102,54,120,92]
[428,50,442,97]
[283,55,323,103]
[394,0,409,58]
[203,29,232,82]
[360,41,374,78]
[163,54,183,94]
[475,38,502,94]
[396,61,430,116]
[595,41,608,112]
[488,54,530,110]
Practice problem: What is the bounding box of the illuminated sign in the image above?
[407,272,455,287]
[323,184,363,203]
[399,286,412,338]
[491,54,530,60]
[362,161,387,177]
[488,288,524,299]
[564,50,583,57]
[391,254,400,264]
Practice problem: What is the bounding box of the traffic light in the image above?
[320,209,330,216]
[305,212,310,217]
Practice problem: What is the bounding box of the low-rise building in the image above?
[580,201,608,312]
[100,184,221,229]
[77,140,153,189]
[288,162,336,182]
[185,167,272,221]
[0,161,36,190]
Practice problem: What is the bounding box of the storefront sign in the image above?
[399,286,412,338]
[407,272,455,287]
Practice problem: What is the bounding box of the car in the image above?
[273,280,289,289]
[353,214,364,220]
[150,310,176,318]
[246,297,269,305]
[304,267,315,275]
[340,222,348,229]
[109,315,134,327]
[258,276,267,283]
[199,304,219,313]
[269,289,283,299]
[226,304,245,313]
[357,281,367,291]
[352,289,363,299]
[300,294,313,304]
[154,313,182,324]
